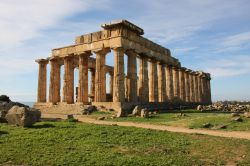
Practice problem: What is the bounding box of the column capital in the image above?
[148,57,158,63]
[185,68,192,73]
[138,53,148,60]
[125,49,136,55]
[35,58,49,64]
[75,51,92,57]
[93,48,111,55]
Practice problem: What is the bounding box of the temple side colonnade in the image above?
[35,20,212,113]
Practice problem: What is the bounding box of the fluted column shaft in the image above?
[179,68,186,102]
[193,73,198,103]
[207,78,212,104]
[201,76,205,103]
[197,74,202,103]
[113,47,125,102]
[149,60,158,102]
[90,68,95,100]
[37,60,48,103]
[78,53,89,103]
[166,65,174,101]
[158,63,166,102]
[94,49,109,102]
[184,70,190,102]
[126,50,137,102]
[172,67,180,99]
[138,56,149,103]
[63,57,74,104]
[109,72,113,95]
[189,72,195,102]
[49,59,61,104]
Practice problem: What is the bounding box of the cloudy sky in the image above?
[0,0,250,102]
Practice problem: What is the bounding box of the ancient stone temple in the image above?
[34,20,212,116]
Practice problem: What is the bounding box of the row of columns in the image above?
[36,48,212,105]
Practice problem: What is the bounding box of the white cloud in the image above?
[0,0,111,78]
[135,0,249,44]
[222,32,250,47]
[173,47,197,54]
[204,55,250,77]
[213,31,250,53]
[0,0,110,50]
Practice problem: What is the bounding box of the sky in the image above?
[0,0,250,102]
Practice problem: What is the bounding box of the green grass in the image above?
[105,110,250,131]
[0,121,250,165]
[0,122,250,165]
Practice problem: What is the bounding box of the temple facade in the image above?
[34,20,212,116]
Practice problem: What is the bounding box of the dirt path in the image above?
[75,116,250,140]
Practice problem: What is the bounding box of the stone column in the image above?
[49,58,61,104]
[197,72,203,104]
[36,59,48,103]
[193,72,198,103]
[157,62,166,102]
[113,47,125,102]
[138,55,149,103]
[109,71,114,95]
[172,67,180,99]
[78,52,90,103]
[179,68,186,102]
[94,49,109,102]
[166,65,174,101]
[206,74,212,104]
[184,69,191,103]
[149,59,158,102]
[90,68,95,101]
[63,56,74,104]
[126,50,137,102]
[189,71,195,102]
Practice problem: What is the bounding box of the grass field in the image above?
[102,110,250,131]
[0,121,250,165]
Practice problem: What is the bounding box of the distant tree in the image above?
[0,95,11,102]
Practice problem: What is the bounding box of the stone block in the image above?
[6,106,41,127]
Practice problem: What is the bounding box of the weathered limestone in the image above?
[109,71,114,95]
[166,65,174,101]
[172,67,180,99]
[149,59,158,102]
[138,55,149,103]
[78,52,90,103]
[113,47,125,102]
[179,68,186,102]
[189,71,195,102]
[205,74,212,104]
[36,59,48,103]
[94,49,109,102]
[126,50,137,102]
[157,62,166,102]
[49,58,61,104]
[193,72,198,103]
[197,72,203,103]
[184,69,191,102]
[63,56,74,104]
[35,20,212,115]
[90,68,95,101]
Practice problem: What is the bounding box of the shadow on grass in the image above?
[31,123,55,129]
[0,131,8,135]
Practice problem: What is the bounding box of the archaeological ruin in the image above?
[34,20,212,117]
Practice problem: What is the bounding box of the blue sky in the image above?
[0,0,250,102]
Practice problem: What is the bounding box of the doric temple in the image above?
[34,20,212,116]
